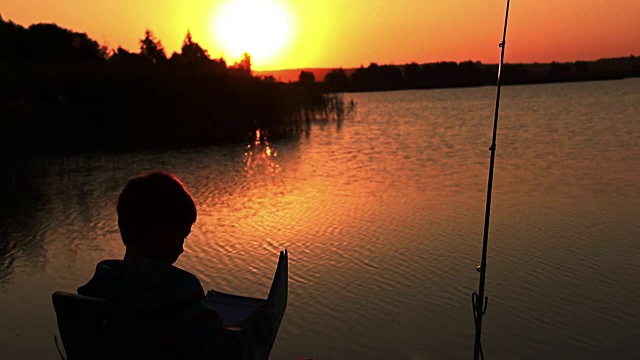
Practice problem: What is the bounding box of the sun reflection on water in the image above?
[243,129,280,175]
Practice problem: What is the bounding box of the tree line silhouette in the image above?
[0,16,344,156]
[3,15,636,156]
[295,57,640,93]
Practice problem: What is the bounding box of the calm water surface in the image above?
[1,79,638,360]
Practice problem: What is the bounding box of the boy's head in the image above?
[117,171,197,264]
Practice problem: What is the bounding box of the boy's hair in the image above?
[117,171,197,246]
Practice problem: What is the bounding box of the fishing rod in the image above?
[472,1,511,360]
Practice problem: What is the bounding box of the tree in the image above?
[25,22,105,64]
[232,52,252,73]
[0,15,28,62]
[324,68,348,87]
[575,61,590,76]
[178,31,210,64]
[404,62,420,83]
[298,70,315,85]
[548,61,573,80]
[350,65,368,85]
[108,46,146,67]
[350,63,402,87]
[139,29,166,64]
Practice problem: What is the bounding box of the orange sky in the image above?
[1,0,639,71]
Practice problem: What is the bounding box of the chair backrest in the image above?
[53,250,288,360]
[51,291,112,360]
[52,291,192,360]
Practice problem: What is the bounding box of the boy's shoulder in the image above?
[168,264,205,294]
[77,259,123,298]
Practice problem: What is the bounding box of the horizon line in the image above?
[254,54,638,73]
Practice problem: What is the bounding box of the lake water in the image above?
[0,78,638,360]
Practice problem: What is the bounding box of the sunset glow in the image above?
[211,0,294,68]
[1,0,639,70]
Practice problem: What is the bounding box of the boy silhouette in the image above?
[77,171,268,359]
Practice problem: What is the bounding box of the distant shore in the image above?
[256,56,640,93]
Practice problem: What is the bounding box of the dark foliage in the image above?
[316,56,640,93]
[139,30,166,65]
[0,16,106,65]
[323,68,349,91]
[297,70,315,85]
[0,17,347,156]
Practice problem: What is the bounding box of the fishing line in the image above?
[472,1,511,360]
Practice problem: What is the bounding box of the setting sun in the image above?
[212,0,294,69]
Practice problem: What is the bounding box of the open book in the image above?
[205,249,288,329]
